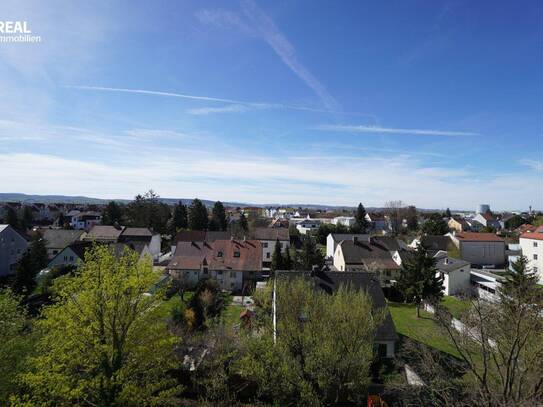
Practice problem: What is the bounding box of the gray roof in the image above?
[371,236,404,252]
[330,233,369,243]
[338,240,400,270]
[435,257,470,273]
[251,227,289,241]
[40,228,84,249]
[120,227,153,237]
[84,225,125,241]
[276,270,398,342]
[420,235,455,254]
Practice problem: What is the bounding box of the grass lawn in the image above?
[388,302,460,358]
[153,292,193,320]
[223,304,245,328]
[441,296,471,319]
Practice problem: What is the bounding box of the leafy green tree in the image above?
[352,203,370,233]
[239,212,248,232]
[188,198,209,230]
[170,201,188,236]
[239,278,384,405]
[12,233,48,295]
[405,205,419,231]
[296,236,324,270]
[211,201,228,231]
[445,208,452,218]
[0,289,35,405]
[21,206,34,230]
[270,239,284,272]
[6,207,18,229]
[501,256,539,303]
[397,244,443,317]
[188,278,228,330]
[102,201,123,225]
[125,190,170,234]
[16,245,181,406]
[420,213,450,235]
[283,248,293,270]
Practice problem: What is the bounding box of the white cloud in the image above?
[520,159,543,172]
[186,104,250,115]
[196,1,340,112]
[315,124,479,137]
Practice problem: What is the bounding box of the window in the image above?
[218,271,223,275]
[230,272,236,278]
[69,256,74,261]
[534,242,539,248]
[262,242,268,248]
[266,252,270,259]
[217,251,223,257]
[64,256,68,261]
[534,254,539,260]
[234,251,240,258]
[203,267,208,274]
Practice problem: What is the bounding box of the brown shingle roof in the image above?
[251,227,289,241]
[520,232,543,241]
[84,225,125,241]
[338,240,400,270]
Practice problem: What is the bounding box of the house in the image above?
[38,228,86,259]
[251,227,290,268]
[473,212,501,230]
[326,233,370,258]
[519,232,543,282]
[83,225,125,243]
[119,227,161,260]
[69,211,102,230]
[166,239,263,292]
[171,230,231,253]
[366,214,390,234]
[331,216,355,228]
[515,224,537,235]
[434,253,471,295]
[470,269,505,302]
[47,240,152,269]
[371,236,411,267]
[295,218,320,235]
[275,270,399,358]
[448,232,506,267]
[0,224,28,277]
[333,238,401,286]
[270,218,289,228]
[448,216,470,233]
[410,235,456,257]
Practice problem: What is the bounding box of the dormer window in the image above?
[217,251,223,257]
[234,251,240,258]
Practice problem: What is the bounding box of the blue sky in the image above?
[0,0,542,210]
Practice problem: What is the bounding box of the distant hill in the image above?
[0,192,451,212]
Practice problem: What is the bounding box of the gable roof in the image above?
[370,236,405,252]
[84,225,125,241]
[330,234,369,243]
[455,232,504,242]
[338,240,400,270]
[120,227,153,237]
[40,228,85,249]
[275,270,398,342]
[251,227,289,241]
[168,239,262,271]
[435,257,470,273]
[520,232,543,241]
[420,235,455,253]
[174,230,230,244]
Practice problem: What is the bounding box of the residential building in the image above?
[434,253,471,295]
[119,227,161,260]
[171,230,230,253]
[167,239,263,292]
[333,238,401,286]
[0,224,28,277]
[38,228,85,259]
[69,211,102,230]
[326,233,370,258]
[251,227,290,267]
[470,269,505,302]
[448,232,506,267]
[473,212,501,230]
[48,241,152,269]
[295,218,320,235]
[519,232,543,282]
[83,225,125,243]
[410,235,456,257]
[275,270,399,358]
[331,216,355,227]
[448,216,470,233]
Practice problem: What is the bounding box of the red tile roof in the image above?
[455,232,504,242]
[520,232,543,241]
